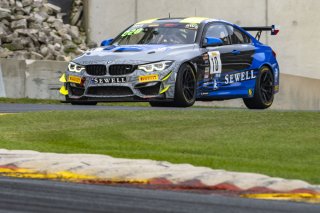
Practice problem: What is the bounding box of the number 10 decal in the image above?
[208,51,222,74]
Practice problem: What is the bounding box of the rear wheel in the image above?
[243,66,274,109]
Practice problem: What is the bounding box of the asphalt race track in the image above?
[1,103,318,113]
[0,103,231,113]
[0,177,319,213]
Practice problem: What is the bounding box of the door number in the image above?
[208,51,222,74]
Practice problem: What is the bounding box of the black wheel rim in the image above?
[182,68,196,101]
[260,71,274,104]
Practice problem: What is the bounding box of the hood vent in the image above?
[113,47,143,52]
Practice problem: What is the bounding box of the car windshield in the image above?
[112,23,198,45]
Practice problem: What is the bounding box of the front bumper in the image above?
[60,66,176,101]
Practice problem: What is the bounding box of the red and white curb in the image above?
[0,149,319,196]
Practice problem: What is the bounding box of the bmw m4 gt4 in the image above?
[60,17,280,109]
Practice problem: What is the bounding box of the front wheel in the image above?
[172,64,196,107]
[243,66,274,109]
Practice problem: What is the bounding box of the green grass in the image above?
[0,110,319,184]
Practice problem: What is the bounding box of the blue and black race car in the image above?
[60,17,280,109]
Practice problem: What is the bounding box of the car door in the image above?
[201,23,235,91]
[223,25,256,72]
[202,23,256,90]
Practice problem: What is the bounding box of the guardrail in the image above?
[0,59,67,100]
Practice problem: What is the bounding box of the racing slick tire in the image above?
[172,63,196,107]
[243,66,274,109]
[66,96,97,106]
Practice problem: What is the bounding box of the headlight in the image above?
[138,61,173,72]
[68,62,85,73]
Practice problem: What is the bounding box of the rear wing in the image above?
[242,25,279,41]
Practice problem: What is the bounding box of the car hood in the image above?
[73,44,199,65]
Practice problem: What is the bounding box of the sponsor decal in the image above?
[202,53,209,61]
[121,28,143,37]
[204,67,210,79]
[274,68,279,83]
[92,77,126,84]
[224,70,256,84]
[213,79,218,90]
[68,76,82,84]
[133,24,144,28]
[248,89,253,97]
[204,73,209,79]
[202,79,219,90]
[274,85,279,91]
[202,82,210,87]
[185,24,198,30]
[155,47,167,52]
[138,74,159,83]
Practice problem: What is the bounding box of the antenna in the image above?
[169,12,171,18]
[195,8,197,16]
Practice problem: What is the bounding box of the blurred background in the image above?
[0,0,319,109]
[83,0,319,80]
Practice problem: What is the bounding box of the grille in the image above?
[85,65,107,76]
[109,65,134,75]
[87,86,133,96]
[138,83,161,96]
[69,86,85,96]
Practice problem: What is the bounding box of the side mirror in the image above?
[204,37,223,47]
[100,38,113,46]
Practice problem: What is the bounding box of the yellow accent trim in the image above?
[59,74,66,83]
[136,18,158,24]
[241,193,320,204]
[59,86,68,95]
[162,71,173,81]
[139,74,159,83]
[160,86,170,94]
[180,17,209,24]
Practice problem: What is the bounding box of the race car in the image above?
[59,17,280,109]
